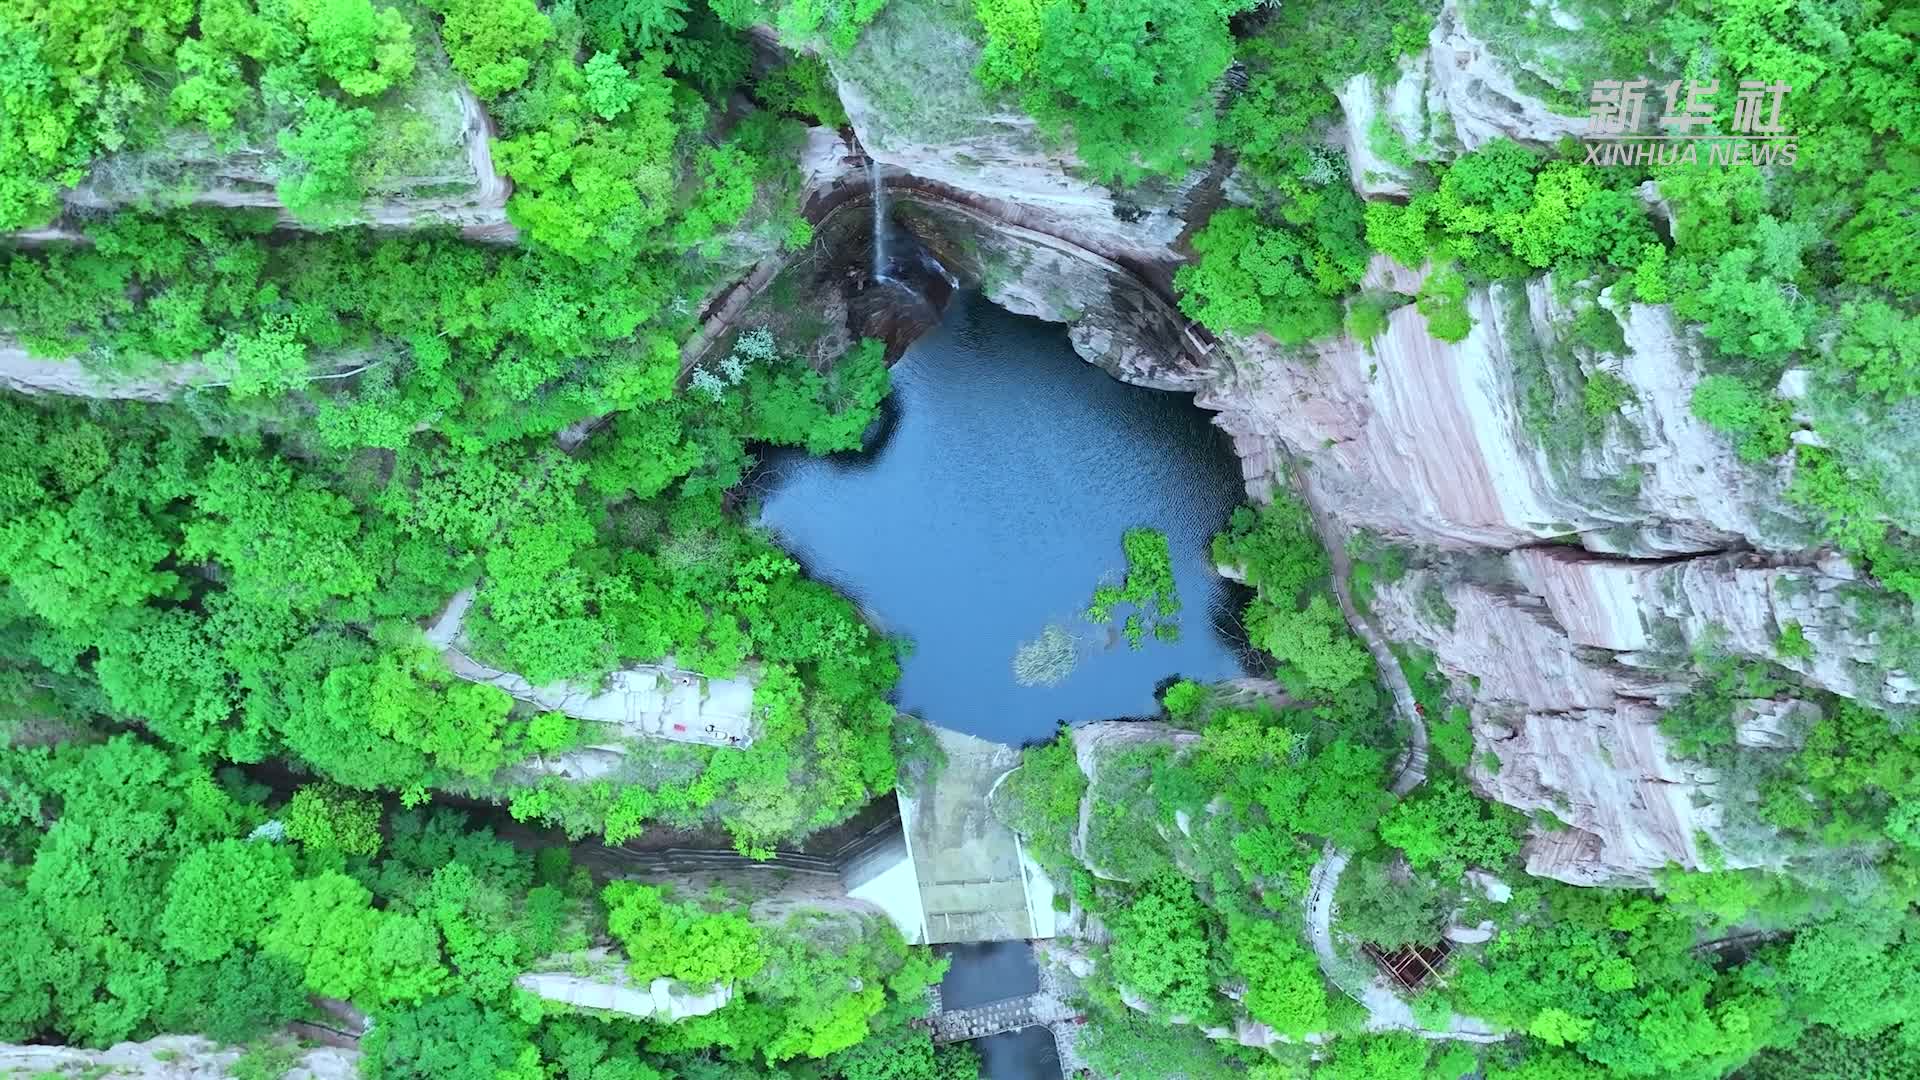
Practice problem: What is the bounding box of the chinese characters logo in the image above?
[1581,79,1798,167]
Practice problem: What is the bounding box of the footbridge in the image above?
[925,991,1078,1044]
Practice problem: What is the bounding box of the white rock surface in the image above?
[1507,547,1917,706]
[1336,73,1422,196]
[1201,261,1806,552]
[897,195,1216,390]
[0,1035,356,1079]
[517,949,733,1021]
[1349,0,1590,159]
[1732,698,1819,750]
[427,588,758,751]
[57,86,512,239]
[0,342,209,400]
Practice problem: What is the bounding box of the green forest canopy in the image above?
[2,0,1918,1077]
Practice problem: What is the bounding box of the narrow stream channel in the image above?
[753,290,1255,748]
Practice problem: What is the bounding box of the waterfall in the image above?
[868,158,889,284]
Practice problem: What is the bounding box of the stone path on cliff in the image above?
[1307,490,1430,798]
[1291,469,1502,1042]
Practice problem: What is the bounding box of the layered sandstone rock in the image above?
[1468,702,1737,886]
[1339,0,1591,174]
[893,197,1215,391]
[1361,542,1914,881]
[1200,261,1809,553]
[59,85,512,238]
[1507,547,1918,707]
[425,588,759,759]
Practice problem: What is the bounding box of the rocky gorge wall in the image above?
[48,82,512,240]
[805,1,1905,888]
[0,0,1896,893]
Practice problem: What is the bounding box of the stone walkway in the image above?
[1293,467,1501,1042]
[427,589,755,749]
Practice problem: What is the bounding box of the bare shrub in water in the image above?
[1013,623,1079,687]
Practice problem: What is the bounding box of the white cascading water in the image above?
[869,158,889,283]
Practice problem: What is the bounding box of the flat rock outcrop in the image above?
[0,1035,356,1079]
[1066,721,1199,882]
[53,84,512,239]
[516,948,733,1022]
[0,342,210,401]
[426,589,758,759]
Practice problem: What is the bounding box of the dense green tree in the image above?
[363,995,538,1080]
[1378,775,1523,879]
[429,0,553,98]
[296,0,418,97]
[159,839,298,961]
[284,783,386,856]
[974,0,1248,183]
[1212,495,1373,696]
[260,871,383,1000]
[1177,201,1368,345]
[1224,915,1328,1037]
[603,882,769,985]
[823,1025,980,1080]
[1108,870,1219,1020]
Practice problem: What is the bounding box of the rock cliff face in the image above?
[55,84,512,239]
[1198,263,1810,554]
[815,6,1890,886]
[829,0,1217,263]
[1355,541,1915,883]
[1336,0,1594,194]
[822,41,1819,882]
[893,196,1214,391]
[0,0,1882,895]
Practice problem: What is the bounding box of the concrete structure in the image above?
[893,727,1058,945]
